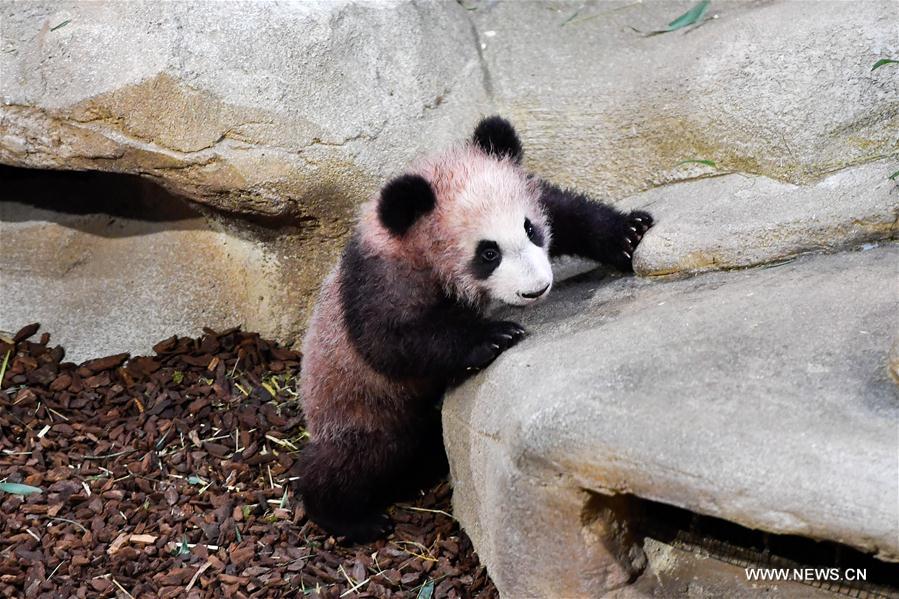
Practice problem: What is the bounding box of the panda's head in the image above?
[373,116,553,307]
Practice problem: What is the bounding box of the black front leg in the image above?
[341,235,528,382]
[539,180,653,272]
[390,313,526,380]
[349,297,526,381]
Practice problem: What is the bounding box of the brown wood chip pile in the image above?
[0,324,497,599]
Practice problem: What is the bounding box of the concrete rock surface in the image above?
[443,245,899,597]
[1,0,486,217]
[3,0,895,208]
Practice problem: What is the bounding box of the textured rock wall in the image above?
[445,246,899,596]
[1,0,488,217]
[1,0,897,351]
[0,0,489,351]
[474,0,899,197]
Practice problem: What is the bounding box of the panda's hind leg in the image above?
[393,407,449,501]
[295,433,396,542]
[295,414,446,543]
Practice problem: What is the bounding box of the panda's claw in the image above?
[463,321,527,371]
[508,323,526,336]
[614,210,654,270]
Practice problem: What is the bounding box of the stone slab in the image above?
[620,160,899,276]
[0,175,290,362]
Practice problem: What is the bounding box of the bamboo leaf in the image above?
[0,350,10,388]
[675,159,717,168]
[416,580,435,599]
[667,0,710,32]
[871,59,898,72]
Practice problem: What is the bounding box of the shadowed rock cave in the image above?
[0,166,284,362]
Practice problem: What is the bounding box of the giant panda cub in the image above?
[296,116,653,541]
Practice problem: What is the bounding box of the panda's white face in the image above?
[470,209,553,307]
[401,143,554,308]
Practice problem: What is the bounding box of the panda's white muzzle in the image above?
[487,241,553,306]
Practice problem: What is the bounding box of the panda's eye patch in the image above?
[524,217,544,246]
[471,240,502,280]
[471,239,503,281]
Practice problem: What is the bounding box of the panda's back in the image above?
[299,264,431,441]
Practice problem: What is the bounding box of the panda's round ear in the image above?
[377,174,437,237]
[472,115,523,163]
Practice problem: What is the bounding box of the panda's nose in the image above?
[519,283,550,299]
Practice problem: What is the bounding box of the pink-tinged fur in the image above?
[301,143,549,441]
[301,268,437,441]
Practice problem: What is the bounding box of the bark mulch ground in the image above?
[0,324,497,599]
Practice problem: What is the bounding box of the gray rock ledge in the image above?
[443,245,899,597]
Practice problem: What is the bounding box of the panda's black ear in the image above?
[472,115,523,163]
[377,174,437,237]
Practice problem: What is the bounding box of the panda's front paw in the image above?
[615,211,654,271]
[464,321,526,371]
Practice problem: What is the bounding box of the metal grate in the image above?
[631,497,899,598]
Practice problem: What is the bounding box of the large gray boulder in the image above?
[443,245,899,597]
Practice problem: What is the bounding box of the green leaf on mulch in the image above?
[667,0,710,31]
[889,170,899,181]
[0,482,43,496]
[173,537,190,556]
[871,59,898,72]
[675,159,717,168]
[417,580,435,599]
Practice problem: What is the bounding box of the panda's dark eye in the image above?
[481,247,499,262]
[524,217,544,246]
